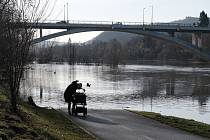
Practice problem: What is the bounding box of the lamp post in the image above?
[150,5,154,24]
[64,4,65,21]
[67,3,69,23]
[143,7,146,25]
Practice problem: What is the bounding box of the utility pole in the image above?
[143,7,146,25]
[150,5,154,24]
[67,2,69,23]
[64,4,66,21]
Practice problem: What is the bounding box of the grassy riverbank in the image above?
[0,89,95,140]
[132,111,210,138]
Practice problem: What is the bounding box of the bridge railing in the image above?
[40,20,196,27]
[44,20,113,25]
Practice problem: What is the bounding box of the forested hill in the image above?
[171,17,199,24]
[89,31,140,44]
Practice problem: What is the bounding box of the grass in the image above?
[0,88,8,102]
[0,88,95,140]
[131,111,210,138]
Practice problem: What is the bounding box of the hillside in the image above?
[89,31,141,44]
[171,17,199,24]
[0,89,95,140]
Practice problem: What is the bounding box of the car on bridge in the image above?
[56,21,67,24]
[112,22,123,29]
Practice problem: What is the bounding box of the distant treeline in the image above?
[32,33,210,65]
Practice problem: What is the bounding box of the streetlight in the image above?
[143,7,146,25]
[64,4,66,21]
[149,5,154,24]
[67,3,69,23]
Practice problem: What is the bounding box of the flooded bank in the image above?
[20,63,210,124]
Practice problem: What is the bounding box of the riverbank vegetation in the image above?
[132,111,210,138]
[0,89,95,140]
[0,0,51,112]
[0,0,95,139]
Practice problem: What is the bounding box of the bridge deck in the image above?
[29,22,210,33]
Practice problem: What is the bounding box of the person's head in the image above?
[71,80,82,89]
[72,80,79,84]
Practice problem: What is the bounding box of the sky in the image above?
[38,0,210,43]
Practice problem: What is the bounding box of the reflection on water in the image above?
[20,64,210,124]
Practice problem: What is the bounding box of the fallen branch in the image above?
[27,96,38,108]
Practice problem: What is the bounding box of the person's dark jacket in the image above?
[64,82,77,102]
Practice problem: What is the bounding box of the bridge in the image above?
[29,20,210,60]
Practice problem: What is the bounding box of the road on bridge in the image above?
[60,109,208,140]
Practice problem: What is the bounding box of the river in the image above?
[20,63,210,124]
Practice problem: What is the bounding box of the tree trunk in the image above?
[10,90,17,112]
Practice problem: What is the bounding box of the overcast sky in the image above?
[40,0,210,43]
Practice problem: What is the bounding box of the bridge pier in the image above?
[192,33,202,48]
[40,28,43,38]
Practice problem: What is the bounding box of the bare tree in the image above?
[0,0,51,112]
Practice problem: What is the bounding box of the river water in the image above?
[20,63,210,124]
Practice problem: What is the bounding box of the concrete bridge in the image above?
[29,20,210,60]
